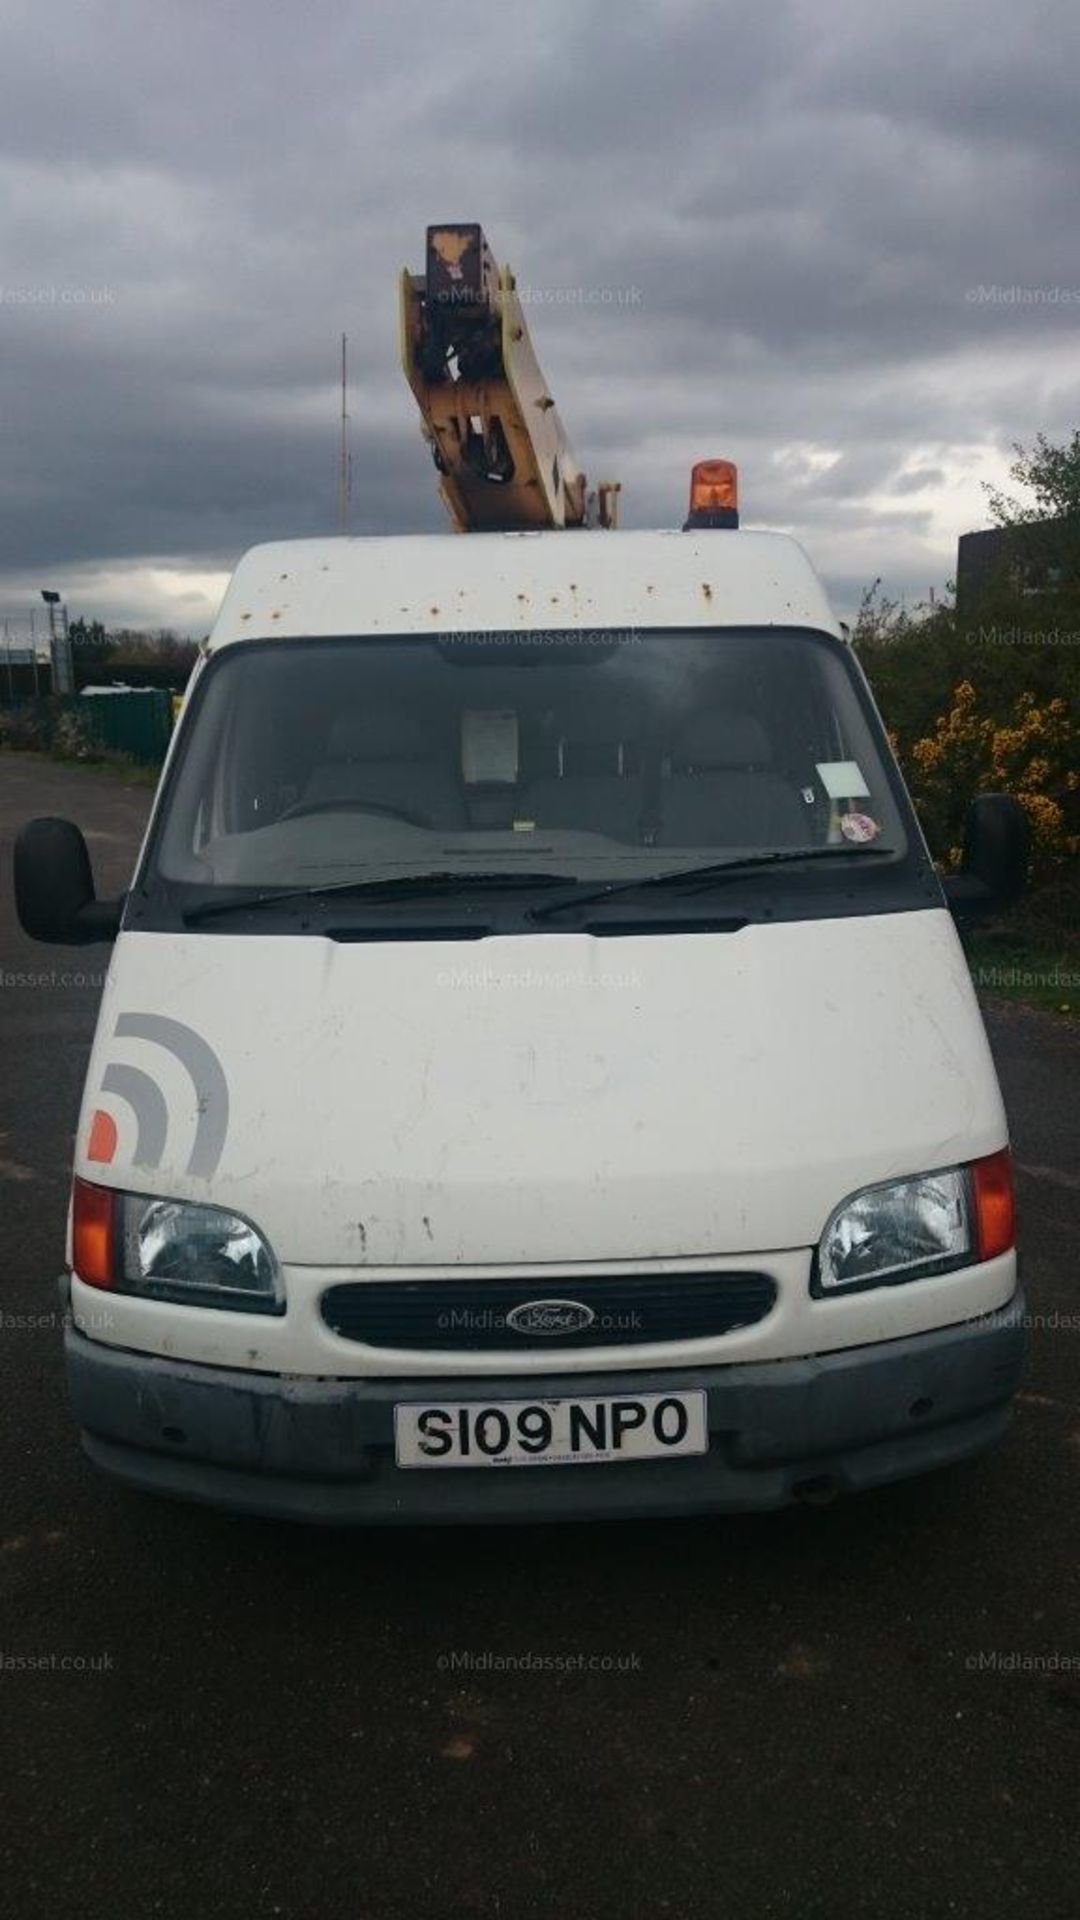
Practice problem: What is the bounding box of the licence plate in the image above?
[394,1390,708,1470]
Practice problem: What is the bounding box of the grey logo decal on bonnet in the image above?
[90,1014,229,1177]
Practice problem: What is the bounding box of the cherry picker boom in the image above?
[400,223,621,535]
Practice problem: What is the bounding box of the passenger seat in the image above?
[656,712,806,848]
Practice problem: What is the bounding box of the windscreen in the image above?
[149,627,916,903]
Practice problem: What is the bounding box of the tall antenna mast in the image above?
[338,332,350,533]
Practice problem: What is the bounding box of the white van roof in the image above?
[207,529,841,650]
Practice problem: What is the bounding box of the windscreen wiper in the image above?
[182,870,578,926]
[529,845,896,921]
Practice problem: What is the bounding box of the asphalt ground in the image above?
[1,750,1078,1920]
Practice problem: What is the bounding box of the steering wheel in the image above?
[280,799,430,827]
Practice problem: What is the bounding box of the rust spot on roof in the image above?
[240,613,251,622]
[702,582,713,601]
[430,606,440,616]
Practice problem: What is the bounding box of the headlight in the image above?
[816,1168,972,1293]
[120,1197,280,1310]
[72,1179,282,1313]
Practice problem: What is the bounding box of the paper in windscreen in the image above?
[815,759,870,800]
[462,709,519,784]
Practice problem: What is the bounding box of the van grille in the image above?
[319,1273,777,1350]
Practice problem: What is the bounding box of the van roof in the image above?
[207,529,841,650]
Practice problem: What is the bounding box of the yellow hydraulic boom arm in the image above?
[400,223,619,534]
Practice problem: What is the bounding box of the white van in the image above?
[16,514,1029,1522]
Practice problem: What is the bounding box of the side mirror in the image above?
[942,793,1030,923]
[13,817,124,945]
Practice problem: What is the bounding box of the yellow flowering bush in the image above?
[906,681,1079,874]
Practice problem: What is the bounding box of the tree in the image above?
[986,430,1080,527]
[851,581,971,754]
[97,627,200,691]
[983,431,1080,596]
[851,434,1080,905]
[68,616,112,688]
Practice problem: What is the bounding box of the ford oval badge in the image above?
[505,1299,596,1337]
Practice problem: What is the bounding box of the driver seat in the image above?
[302,708,467,827]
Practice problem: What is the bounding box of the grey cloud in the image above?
[1,0,1079,631]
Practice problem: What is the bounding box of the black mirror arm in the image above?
[941,871,995,924]
[72,896,126,943]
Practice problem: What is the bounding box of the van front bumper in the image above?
[64,1292,1026,1524]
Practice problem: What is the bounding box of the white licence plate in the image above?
[394,1390,708,1470]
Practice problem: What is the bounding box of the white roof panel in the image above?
[207,529,840,649]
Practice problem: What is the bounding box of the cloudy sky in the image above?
[2,0,1079,636]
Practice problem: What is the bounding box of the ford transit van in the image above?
[15,523,1029,1521]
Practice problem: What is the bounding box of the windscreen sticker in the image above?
[86,1014,229,1177]
[816,759,871,800]
[838,811,881,844]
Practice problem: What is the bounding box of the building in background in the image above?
[956,519,1069,615]
[0,623,48,699]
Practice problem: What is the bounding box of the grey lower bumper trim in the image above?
[66,1294,1026,1524]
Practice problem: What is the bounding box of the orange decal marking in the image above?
[87,1109,118,1165]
